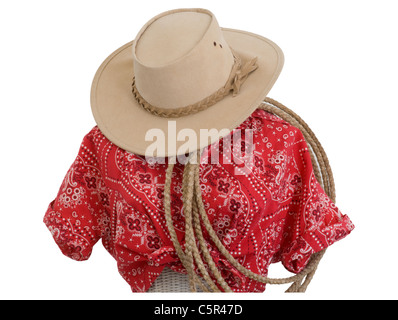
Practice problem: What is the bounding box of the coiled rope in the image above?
[163,97,335,292]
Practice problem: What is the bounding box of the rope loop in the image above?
[163,97,335,292]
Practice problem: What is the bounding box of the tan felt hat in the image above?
[90,8,284,157]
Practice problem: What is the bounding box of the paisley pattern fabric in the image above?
[43,109,354,292]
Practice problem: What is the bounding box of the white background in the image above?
[1,0,397,300]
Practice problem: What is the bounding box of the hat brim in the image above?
[90,28,284,157]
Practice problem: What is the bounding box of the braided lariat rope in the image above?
[163,97,335,292]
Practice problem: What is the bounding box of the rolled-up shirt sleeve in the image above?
[280,130,355,273]
[43,131,108,261]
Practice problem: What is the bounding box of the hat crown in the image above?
[132,9,234,110]
[135,11,211,67]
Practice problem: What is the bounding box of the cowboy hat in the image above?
[90,8,284,157]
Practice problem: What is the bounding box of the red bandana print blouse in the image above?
[43,109,354,292]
